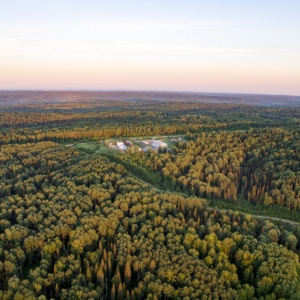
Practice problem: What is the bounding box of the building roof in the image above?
[151,140,167,148]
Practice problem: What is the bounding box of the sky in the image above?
[0,0,300,95]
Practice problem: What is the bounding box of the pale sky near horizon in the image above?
[0,0,300,95]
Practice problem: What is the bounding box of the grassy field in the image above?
[74,141,109,154]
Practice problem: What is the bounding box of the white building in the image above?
[116,142,127,150]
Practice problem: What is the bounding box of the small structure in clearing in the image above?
[107,141,127,151]
[170,137,182,142]
[116,142,127,150]
[125,141,133,146]
[151,140,168,150]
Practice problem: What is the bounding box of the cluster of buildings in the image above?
[107,138,169,152]
[108,140,132,151]
[140,139,168,152]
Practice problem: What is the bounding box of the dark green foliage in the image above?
[125,128,300,212]
[0,100,300,299]
[0,143,299,299]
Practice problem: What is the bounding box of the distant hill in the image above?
[0,90,299,107]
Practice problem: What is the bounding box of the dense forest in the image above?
[122,129,299,210]
[0,97,300,299]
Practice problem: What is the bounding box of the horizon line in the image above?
[0,89,299,98]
